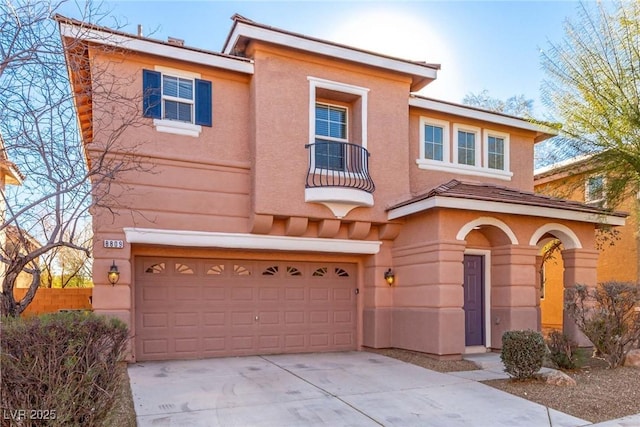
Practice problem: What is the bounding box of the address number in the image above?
[103,240,124,248]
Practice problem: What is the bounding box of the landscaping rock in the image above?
[624,349,640,367]
[540,370,577,386]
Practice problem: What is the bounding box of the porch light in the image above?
[108,261,120,286]
[384,268,395,286]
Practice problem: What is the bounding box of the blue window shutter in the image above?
[142,69,161,119]
[195,78,212,127]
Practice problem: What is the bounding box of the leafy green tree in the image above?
[541,1,640,206]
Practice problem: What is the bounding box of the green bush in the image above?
[1,311,129,427]
[501,330,547,379]
[565,281,640,368]
[546,330,584,370]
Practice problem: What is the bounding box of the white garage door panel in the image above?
[135,257,357,361]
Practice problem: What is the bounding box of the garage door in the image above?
[135,257,357,361]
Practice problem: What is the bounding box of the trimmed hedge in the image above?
[501,330,547,379]
[1,312,129,426]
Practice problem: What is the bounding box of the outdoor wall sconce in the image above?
[108,261,120,286]
[384,268,395,286]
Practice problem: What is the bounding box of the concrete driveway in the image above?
[128,351,588,427]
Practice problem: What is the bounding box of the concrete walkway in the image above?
[129,351,597,426]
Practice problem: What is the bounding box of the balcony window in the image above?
[315,103,348,170]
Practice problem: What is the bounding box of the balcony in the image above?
[305,140,375,218]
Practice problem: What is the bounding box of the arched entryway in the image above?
[530,223,596,344]
[457,217,521,351]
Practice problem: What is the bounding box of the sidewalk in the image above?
[460,353,640,427]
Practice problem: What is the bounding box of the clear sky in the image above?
[61,0,583,118]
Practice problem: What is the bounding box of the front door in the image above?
[463,255,484,346]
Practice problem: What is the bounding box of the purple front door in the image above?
[464,255,484,346]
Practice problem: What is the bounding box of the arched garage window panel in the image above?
[206,264,225,275]
[262,266,279,276]
[335,267,350,277]
[175,263,194,274]
[313,267,328,277]
[233,264,251,276]
[145,263,166,274]
[287,266,302,276]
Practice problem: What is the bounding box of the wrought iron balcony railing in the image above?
[305,140,375,193]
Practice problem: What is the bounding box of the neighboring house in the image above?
[4,225,41,289]
[534,156,638,332]
[0,135,25,288]
[57,14,625,362]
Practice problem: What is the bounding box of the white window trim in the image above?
[453,124,481,167]
[152,66,203,137]
[417,123,513,181]
[483,129,510,172]
[418,116,450,162]
[308,76,369,149]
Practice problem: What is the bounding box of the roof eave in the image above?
[2,165,23,185]
[223,19,438,84]
[57,19,254,75]
[409,96,558,137]
[387,194,626,227]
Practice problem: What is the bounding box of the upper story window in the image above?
[162,75,194,122]
[585,175,605,204]
[416,119,512,181]
[420,117,449,162]
[315,103,348,170]
[484,130,509,172]
[456,129,477,166]
[487,136,504,170]
[453,124,481,167]
[315,103,347,141]
[142,67,212,137]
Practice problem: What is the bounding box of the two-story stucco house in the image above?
[57,14,625,362]
[1,135,24,288]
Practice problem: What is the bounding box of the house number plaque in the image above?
[103,240,124,249]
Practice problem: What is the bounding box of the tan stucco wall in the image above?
[535,171,638,332]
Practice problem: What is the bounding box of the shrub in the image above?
[501,330,547,379]
[565,281,640,368]
[0,311,129,426]
[546,330,584,370]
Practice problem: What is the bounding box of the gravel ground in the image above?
[484,365,640,423]
[368,348,640,423]
[103,363,137,427]
[366,347,478,372]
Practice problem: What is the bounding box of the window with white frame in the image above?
[142,67,212,137]
[487,136,504,169]
[484,130,509,172]
[417,122,511,180]
[419,117,449,162]
[585,175,605,204]
[315,102,347,170]
[455,126,479,166]
[162,75,194,123]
